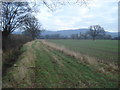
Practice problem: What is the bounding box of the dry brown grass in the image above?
[2,34,32,75]
[3,41,36,88]
[41,40,118,74]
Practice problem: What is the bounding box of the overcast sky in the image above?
[34,0,119,32]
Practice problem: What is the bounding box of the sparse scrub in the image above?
[2,34,32,75]
[3,34,32,51]
[3,41,36,88]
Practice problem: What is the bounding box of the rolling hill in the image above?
[41,29,119,38]
[13,28,119,38]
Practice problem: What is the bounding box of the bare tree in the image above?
[88,25,105,40]
[1,2,32,50]
[1,2,31,38]
[32,0,89,12]
[22,14,42,40]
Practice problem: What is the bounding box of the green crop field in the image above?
[47,40,119,63]
[3,40,118,88]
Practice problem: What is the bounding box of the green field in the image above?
[47,40,119,62]
[3,40,118,88]
[34,40,118,88]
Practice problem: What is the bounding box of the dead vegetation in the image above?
[3,41,36,88]
[41,40,118,74]
[2,34,32,75]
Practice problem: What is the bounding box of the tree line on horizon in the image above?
[41,25,119,40]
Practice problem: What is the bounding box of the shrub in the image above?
[2,34,32,75]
